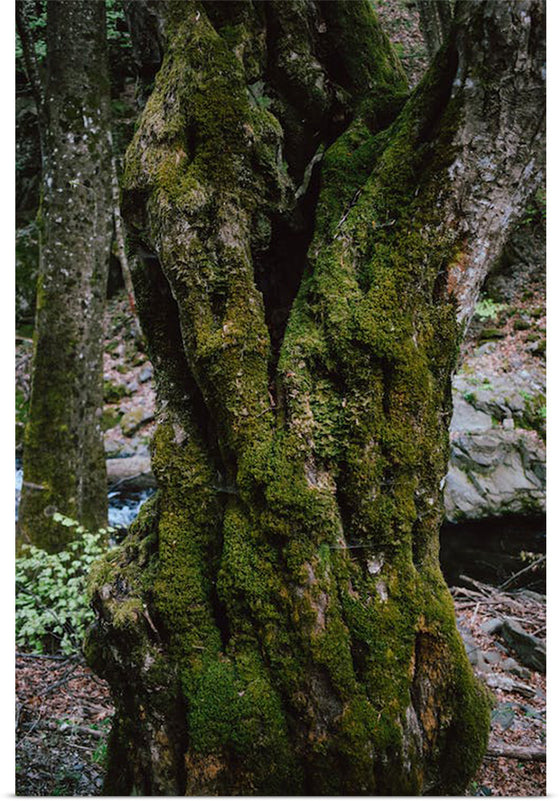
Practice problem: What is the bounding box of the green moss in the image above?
[148,420,223,662]
[101,409,121,431]
[479,327,505,341]
[91,3,492,794]
[321,0,408,102]
[103,380,128,403]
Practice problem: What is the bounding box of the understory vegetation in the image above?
[16,516,115,655]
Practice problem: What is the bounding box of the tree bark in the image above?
[17,1,112,552]
[417,0,454,59]
[87,0,544,794]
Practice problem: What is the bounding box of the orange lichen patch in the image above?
[412,631,449,749]
[446,248,469,300]
[184,752,228,794]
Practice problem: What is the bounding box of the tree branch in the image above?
[486,744,546,763]
[109,147,143,343]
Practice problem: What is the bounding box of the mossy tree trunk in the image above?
[17,1,112,552]
[87,1,544,794]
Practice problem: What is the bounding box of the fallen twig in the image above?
[16,652,81,662]
[499,556,546,591]
[37,661,80,698]
[486,743,546,762]
[20,720,105,739]
[459,575,496,596]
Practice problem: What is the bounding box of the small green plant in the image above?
[106,0,132,48]
[247,81,273,110]
[463,391,477,404]
[474,296,506,320]
[92,718,113,765]
[16,388,29,419]
[521,186,546,227]
[16,515,115,655]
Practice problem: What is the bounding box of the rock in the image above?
[450,396,494,432]
[501,658,531,680]
[139,365,153,383]
[106,455,156,490]
[126,379,140,393]
[129,438,150,458]
[469,647,490,672]
[457,374,528,419]
[501,617,546,674]
[457,625,488,671]
[104,435,125,457]
[491,702,516,730]
[446,356,545,521]
[518,589,545,604]
[519,703,543,720]
[444,429,545,521]
[120,406,155,436]
[475,342,497,356]
[482,649,502,665]
[480,618,504,636]
[485,674,535,698]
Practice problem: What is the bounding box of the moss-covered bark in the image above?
[17,1,112,552]
[87,0,544,794]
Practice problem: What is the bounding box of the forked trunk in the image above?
[87,1,544,793]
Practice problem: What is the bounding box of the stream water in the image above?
[15,465,153,531]
[15,464,545,591]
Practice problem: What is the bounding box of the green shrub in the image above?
[16,515,115,655]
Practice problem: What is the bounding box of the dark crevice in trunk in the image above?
[416,42,459,146]
[411,518,423,569]
[253,165,322,364]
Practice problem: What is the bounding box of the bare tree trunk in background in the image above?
[17,1,112,552]
[87,0,544,794]
[110,150,143,343]
[417,0,454,58]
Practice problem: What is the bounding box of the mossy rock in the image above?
[103,380,129,403]
[101,409,123,432]
[120,406,154,436]
[479,328,505,341]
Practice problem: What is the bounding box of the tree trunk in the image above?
[87,0,544,794]
[417,0,454,59]
[17,1,112,552]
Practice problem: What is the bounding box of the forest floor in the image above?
[15,582,546,796]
